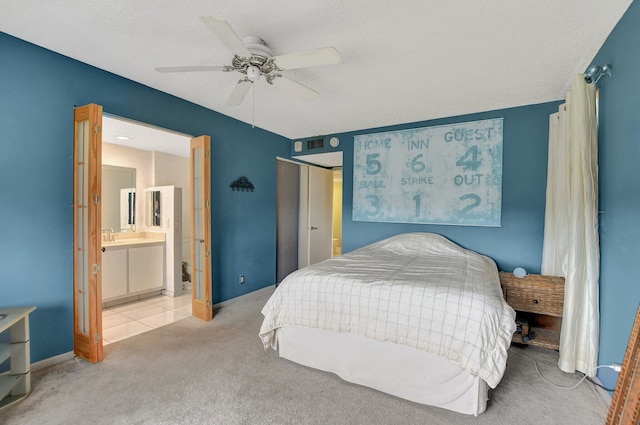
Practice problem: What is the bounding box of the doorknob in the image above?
[310,226,318,230]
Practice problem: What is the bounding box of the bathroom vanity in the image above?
[102,234,165,307]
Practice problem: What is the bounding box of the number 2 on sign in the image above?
[459,194,481,214]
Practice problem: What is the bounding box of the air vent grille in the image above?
[307,138,324,150]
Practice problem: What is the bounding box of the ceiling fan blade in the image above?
[200,16,251,58]
[271,47,341,70]
[272,76,319,102]
[155,66,225,73]
[226,80,253,106]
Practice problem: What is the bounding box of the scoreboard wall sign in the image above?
[352,118,503,226]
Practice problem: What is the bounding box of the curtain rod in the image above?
[584,64,612,85]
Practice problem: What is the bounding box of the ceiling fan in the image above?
[155,17,341,107]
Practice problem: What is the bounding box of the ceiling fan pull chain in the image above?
[252,83,256,129]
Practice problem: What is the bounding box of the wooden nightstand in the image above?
[499,271,565,350]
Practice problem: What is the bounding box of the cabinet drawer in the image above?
[499,272,564,316]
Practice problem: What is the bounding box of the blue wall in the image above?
[334,102,561,274]
[589,0,640,391]
[0,33,290,362]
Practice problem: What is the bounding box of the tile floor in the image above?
[102,293,192,345]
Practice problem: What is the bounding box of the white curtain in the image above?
[541,74,599,376]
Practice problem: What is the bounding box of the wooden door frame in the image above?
[73,104,103,363]
[190,135,213,321]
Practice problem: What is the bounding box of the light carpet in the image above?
[0,286,609,425]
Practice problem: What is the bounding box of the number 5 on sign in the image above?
[366,154,382,175]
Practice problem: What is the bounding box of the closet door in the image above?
[276,160,300,283]
[73,104,103,363]
[298,164,333,267]
[190,136,213,321]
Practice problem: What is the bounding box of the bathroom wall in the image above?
[153,151,191,267]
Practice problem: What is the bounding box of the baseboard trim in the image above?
[593,376,613,407]
[32,351,74,372]
[29,286,276,372]
[214,285,276,309]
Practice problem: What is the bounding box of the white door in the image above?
[299,165,333,267]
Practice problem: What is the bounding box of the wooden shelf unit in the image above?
[499,272,564,350]
[0,306,35,411]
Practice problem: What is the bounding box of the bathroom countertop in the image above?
[102,233,165,250]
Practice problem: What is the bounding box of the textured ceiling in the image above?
[0,1,632,140]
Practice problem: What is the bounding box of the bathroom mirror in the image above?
[146,190,161,227]
[102,165,136,232]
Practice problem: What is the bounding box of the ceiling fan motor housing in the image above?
[231,36,280,80]
[241,35,273,58]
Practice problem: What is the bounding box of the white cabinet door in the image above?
[102,249,127,300]
[128,245,164,293]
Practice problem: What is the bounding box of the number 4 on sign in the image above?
[456,146,481,171]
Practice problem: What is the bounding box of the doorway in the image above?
[100,115,194,345]
[276,153,343,283]
[74,105,213,362]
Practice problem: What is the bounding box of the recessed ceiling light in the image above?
[115,135,131,140]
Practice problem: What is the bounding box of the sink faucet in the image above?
[109,228,115,242]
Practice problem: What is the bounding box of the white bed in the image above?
[259,232,515,415]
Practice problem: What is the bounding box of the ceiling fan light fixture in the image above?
[246,65,261,82]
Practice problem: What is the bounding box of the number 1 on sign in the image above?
[413,194,421,217]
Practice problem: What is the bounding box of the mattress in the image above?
[260,232,516,388]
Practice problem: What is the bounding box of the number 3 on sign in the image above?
[365,195,381,216]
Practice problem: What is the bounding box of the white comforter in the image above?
[259,232,516,388]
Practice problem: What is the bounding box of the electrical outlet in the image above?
[239,274,244,284]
